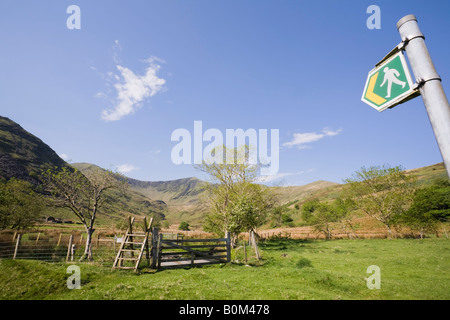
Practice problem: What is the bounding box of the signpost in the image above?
[362,51,416,112]
[362,15,450,178]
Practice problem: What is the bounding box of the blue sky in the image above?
[1,0,449,185]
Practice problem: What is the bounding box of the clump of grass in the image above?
[296,257,313,269]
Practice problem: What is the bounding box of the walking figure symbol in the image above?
[380,67,406,98]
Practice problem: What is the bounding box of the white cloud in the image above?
[112,40,122,64]
[100,55,166,121]
[260,172,293,183]
[259,169,315,183]
[115,164,138,174]
[283,128,342,149]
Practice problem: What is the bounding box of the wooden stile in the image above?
[112,217,153,272]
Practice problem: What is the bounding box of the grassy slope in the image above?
[69,163,169,226]
[0,116,67,183]
[54,162,449,230]
[128,176,208,228]
[3,111,446,230]
[270,162,449,228]
[0,238,448,300]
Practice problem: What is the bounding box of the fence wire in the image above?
[0,235,122,267]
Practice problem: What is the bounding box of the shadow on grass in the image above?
[259,239,315,251]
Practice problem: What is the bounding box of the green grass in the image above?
[0,238,448,300]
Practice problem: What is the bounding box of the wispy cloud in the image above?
[101,57,166,121]
[111,40,122,64]
[97,41,166,121]
[283,128,342,149]
[115,164,138,174]
[259,169,315,183]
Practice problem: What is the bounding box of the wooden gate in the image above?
[156,234,231,269]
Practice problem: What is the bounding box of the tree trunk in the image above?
[80,227,95,261]
[386,224,393,239]
[230,234,238,249]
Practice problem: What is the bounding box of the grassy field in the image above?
[0,238,448,300]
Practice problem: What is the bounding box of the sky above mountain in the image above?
[1,0,449,185]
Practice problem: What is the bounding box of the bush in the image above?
[179,221,190,231]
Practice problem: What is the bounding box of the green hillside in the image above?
[0,116,67,184]
[0,117,168,227]
[1,115,448,231]
[71,163,208,228]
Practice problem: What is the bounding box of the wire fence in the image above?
[0,232,126,267]
[0,231,187,267]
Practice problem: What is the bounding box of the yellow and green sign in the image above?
[362,51,415,112]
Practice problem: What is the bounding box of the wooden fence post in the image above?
[157,233,163,269]
[143,217,151,262]
[66,235,73,262]
[71,244,76,261]
[128,217,134,258]
[243,240,247,264]
[251,230,260,260]
[225,231,231,263]
[35,232,41,244]
[13,234,21,260]
[190,252,195,267]
[57,233,62,246]
[151,228,159,269]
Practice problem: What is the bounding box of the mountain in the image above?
[2,115,447,230]
[0,115,348,228]
[0,116,67,184]
[71,163,208,227]
[0,117,168,226]
[274,180,341,205]
[67,163,171,225]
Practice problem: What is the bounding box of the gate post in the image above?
[225,231,231,263]
[151,228,159,269]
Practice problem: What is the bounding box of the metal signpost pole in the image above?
[397,15,450,178]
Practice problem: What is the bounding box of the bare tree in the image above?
[43,166,126,261]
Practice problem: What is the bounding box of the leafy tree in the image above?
[0,178,45,230]
[43,166,126,261]
[335,197,359,238]
[270,205,285,228]
[179,221,190,231]
[301,198,349,240]
[270,204,295,227]
[343,164,417,237]
[197,145,278,247]
[398,179,450,238]
[281,212,294,227]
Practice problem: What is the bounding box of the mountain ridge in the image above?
[1,115,447,228]
[0,116,68,184]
